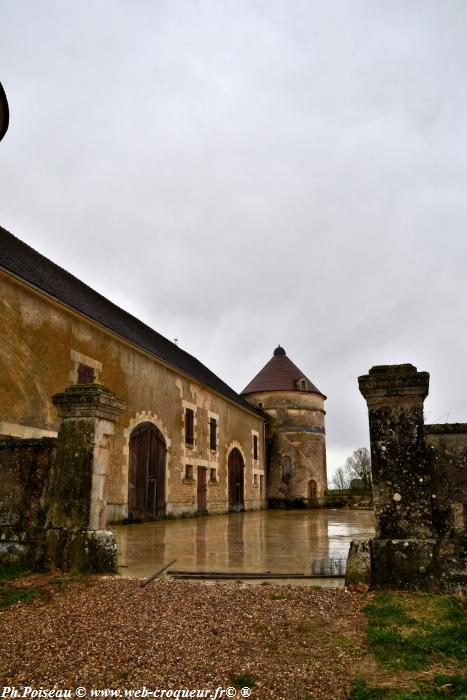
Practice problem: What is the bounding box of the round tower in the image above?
[241,346,327,507]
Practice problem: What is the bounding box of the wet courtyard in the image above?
[113,508,374,583]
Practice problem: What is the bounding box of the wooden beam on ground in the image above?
[139,559,178,587]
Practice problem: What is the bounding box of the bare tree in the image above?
[332,466,349,491]
[345,447,372,487]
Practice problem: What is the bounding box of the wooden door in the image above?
[128,422,166,519]
[228,448,244,511]
[308,479,317,505]
[197,466,208,515]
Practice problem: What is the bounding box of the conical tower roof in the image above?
[241,346,325,398]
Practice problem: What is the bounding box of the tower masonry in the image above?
[241,346,327,507]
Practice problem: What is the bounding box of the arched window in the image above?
[281,455,292,481]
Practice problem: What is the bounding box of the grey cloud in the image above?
[2,0,467,472]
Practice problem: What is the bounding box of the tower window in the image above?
[299,378,307,391]
[281,455,292,481]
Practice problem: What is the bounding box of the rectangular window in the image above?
[185,408,194,446]
[210,468,216,482]
[282,455,292,481]
[209,418,217,451]
[253,473,258,487]
[253,434,258,460]
[185,464,193,480]
[77,363,95,384]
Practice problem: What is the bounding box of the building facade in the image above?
[0,227,266,522]
[242,346,327,506]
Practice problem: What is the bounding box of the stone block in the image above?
[371,537,467,592]
[45,528,117,573]
[345,539,372,586]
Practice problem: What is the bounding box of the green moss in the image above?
[47,419,94,528]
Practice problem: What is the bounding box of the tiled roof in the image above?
[241,346,325,397]
[0,226,262,417]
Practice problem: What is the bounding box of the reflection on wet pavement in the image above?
[113,508,374,583]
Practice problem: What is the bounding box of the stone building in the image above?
[0,226,267,522]
[242,346,327,507]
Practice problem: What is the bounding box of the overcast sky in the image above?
[2,1,467,477]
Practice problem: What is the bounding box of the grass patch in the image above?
[352,591,467,699]
[0,586,42,608]
[362,592,466,671]
[0,564,31,581]
[230,673,255,689]
[350,674,467,699]
[0,564,44,609]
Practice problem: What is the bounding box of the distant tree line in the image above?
[331,447,372,491]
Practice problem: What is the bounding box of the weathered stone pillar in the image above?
[358,364,433,538]
[347,363,467,591]
[45,385,125,572]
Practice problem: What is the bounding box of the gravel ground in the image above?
[0,575,368,700]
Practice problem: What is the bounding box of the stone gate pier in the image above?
[346,364,466,592]
[0,384,125,572]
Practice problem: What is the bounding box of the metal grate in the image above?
[310,552,347,577]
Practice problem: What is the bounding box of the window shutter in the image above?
[253,435,258,460]
[185,409,194,445]
[77,363,95,384]
[210,418,217,450]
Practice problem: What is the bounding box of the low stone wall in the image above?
[0,437,55,565]
[325,490,373,509]
[425,424,467,538]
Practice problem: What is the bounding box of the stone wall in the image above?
[0,437,55,565]
[425,424,467,538]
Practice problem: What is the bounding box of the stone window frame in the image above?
[250,430,264,487]
[251,430,259,463]
[70,349,102,385]
[184,464,194,482]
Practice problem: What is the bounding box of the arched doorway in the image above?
[308,479,318,505]
[228,448,245,512]
[128,422,166,519]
